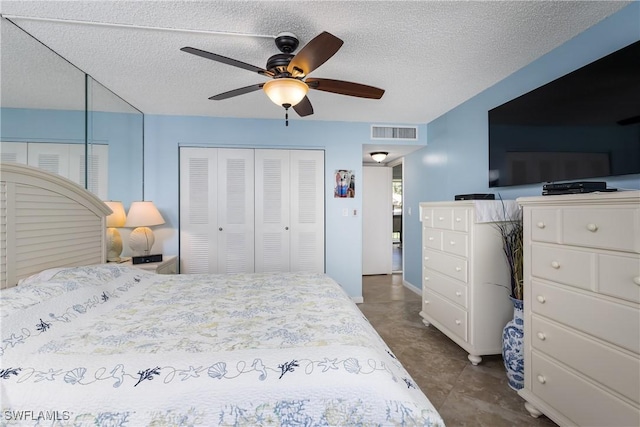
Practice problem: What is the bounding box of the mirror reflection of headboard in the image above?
[0,17,143,206]
[0,163,111,289]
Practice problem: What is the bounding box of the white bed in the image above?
[0,163,444,426]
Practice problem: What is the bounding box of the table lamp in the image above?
[104,201,127,262]
[124,201,165,257]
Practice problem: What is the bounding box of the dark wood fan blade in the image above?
[306,78,385,99]
[293,96,314,117]
[287,32,343,77]
[209,84,264,100]
[181,47,273,76]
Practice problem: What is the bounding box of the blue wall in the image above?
[403,2,640,290]
[143,115,426,299]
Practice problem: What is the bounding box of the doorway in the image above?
[392,163,402,272]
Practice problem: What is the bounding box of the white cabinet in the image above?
[517,191,640,427]
[419,200,517,365]
[180,147,324,274]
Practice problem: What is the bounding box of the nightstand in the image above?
[120,255,178,274]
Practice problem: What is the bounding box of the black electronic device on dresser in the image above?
[454,194,495,200]
[541,181,617,195]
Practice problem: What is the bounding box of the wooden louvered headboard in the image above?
[0,162,112,289]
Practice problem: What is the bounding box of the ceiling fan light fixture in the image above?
[263,78,308,107]
[370,152,389,163]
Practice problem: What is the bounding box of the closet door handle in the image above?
[219,227,223,231]
[285,226,289,230]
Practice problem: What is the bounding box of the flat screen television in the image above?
[488,40,640,188]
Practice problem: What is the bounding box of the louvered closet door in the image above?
[77,144,109,200]
[216,148,255,273]
[180,147,218,273]
[28,143,71,179]
[289,150,324,272]
[255,150,291,272]
[1,142,28,164]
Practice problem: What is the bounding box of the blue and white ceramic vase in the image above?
[502,297,524,391]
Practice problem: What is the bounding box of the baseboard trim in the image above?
[351,296,364,304]
[403,279,421,296]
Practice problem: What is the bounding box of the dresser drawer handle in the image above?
[425,216,430,221]
[455,291,462,297]
[634,276,640,286]
[425,257,429,261]
[424,300,430,305]
[536,221,545,229]
[537,375,546,384]
[455,217,461,222]
[428,237,434,241]
[537,332,546,341]
[438,216,444,221]
[455,266,462,272]
[455,320,461,325]
[449,241,456,245]
[424,277,430,282]
[536,295,546,304]
[551,261,560,269]
[586,223,598,232]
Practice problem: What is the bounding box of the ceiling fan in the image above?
[181,31,385,123]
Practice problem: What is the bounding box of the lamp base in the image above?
[106,227,123,262]
[129,226,155,257]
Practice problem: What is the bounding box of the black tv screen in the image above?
[488,40,640,188]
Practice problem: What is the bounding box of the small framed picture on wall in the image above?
[334,170,355,198]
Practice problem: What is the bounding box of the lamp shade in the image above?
[124,201,165,228]
[370,152,388,163]
[104,201,126,227]
[263,78,308,107]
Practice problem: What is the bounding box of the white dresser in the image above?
[419,200,518,365]
[517,191,640,426]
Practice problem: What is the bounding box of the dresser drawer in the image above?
[423,269,468,309]
[531,352,640,427]
[598,253,640,304]
[423,228,442,250]
[562,207,640,253]
[421,207,433,228]
[423,289,468,342]
[433,208,453,230]
[423,248,468,282]
[442,230,468,257]
[532,280,640,353]
[452,208,469,232]
[531,315,640,403]
[530,208,559,243]
[531,244,594,291]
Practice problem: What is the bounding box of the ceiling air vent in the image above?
[371,125,418,140]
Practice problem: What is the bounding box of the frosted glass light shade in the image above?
[124,201,165,256]
[263,78,308,106]
[370,152,388,163]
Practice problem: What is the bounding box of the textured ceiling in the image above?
[0,0,629,129]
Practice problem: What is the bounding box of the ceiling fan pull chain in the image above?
[283,103,291,127]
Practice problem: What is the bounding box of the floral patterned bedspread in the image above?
[0,265,444,426]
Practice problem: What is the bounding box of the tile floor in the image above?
[357,273,559,427]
